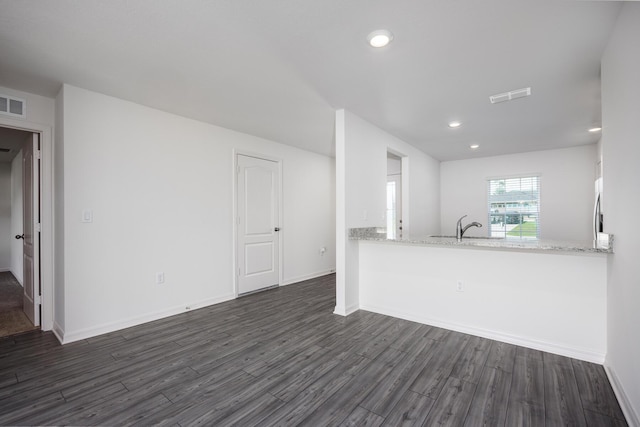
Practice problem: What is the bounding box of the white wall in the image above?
[281,152,335,284]
[344,111,440,236]
[440,145,596,241]
[601,3,640,424]
[10,149,23,284]
[58,84,335,342]
[0,163,12,270]
[335,109,440,315]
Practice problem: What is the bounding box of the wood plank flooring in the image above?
[0,274,628,426]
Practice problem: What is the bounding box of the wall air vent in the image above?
[489,87,531,104]
[0,94,26,118]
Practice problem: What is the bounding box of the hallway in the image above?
[0,271,37,338]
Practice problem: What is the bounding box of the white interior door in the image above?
[237,154,280,295]
[22,133,40,326]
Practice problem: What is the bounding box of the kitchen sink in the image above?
[428,235,505,240]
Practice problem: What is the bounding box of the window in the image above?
[487,176,540,239]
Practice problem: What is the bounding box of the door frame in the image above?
[0,116,54,332]
[387,148,410,236]
[386,174,402,239]
[232,149,283,297]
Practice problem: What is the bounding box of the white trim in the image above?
[281,270,335,286]
[485,172,542,181]
[0,268,10,272]
[333,306,346,316]
[401,155,410,236]
[604,364,640,427]
[52,321,65,343]
[360,302,606,364]
[0,116,54,332]
[335,109,347,318]
[387,147,410,236]
[344,303,359,316]
[334,303,359,317]
[232,149,284,298]
[10,268,23,286]
[486,175,541,240]
[58,294,236,344]
[232,150,238,297]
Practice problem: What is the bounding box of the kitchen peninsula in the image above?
[349,227,612,363]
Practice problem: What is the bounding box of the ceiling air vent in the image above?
[489,87,531,104]
[0,94,26,118]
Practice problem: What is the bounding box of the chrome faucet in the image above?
[456,215,483,241]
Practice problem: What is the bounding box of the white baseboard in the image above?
[281,269,335,286]
[344,303,359,316]
[360,303,606,364]
[0,268,10,272]
[333,305,346,316]
[59,293,236,344]
[52,321,65,344]
[10,268,23,286]
[334,303,359,317]
[604,364,640,427]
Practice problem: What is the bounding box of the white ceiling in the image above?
[0,1,623,160]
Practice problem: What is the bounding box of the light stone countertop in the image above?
[349,227,614,254]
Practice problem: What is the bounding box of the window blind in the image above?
[487,176,540,239]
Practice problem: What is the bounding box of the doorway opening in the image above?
[0,126,40,338]
[386,152,403,239]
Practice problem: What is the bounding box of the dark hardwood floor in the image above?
[0,274,627,426]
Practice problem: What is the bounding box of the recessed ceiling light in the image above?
[367,30,394,48]
[448,121,462,128]
[470,144,480,150]
[588,127,602,133]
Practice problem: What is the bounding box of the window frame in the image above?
[486,174,541,240]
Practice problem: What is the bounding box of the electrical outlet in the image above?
[81,209,93,223]
[156,272,165,284]
[456,280,464,292]
[319,247,326,256]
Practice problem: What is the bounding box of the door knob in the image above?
[274,227,280,232]
[15,234,24,240]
